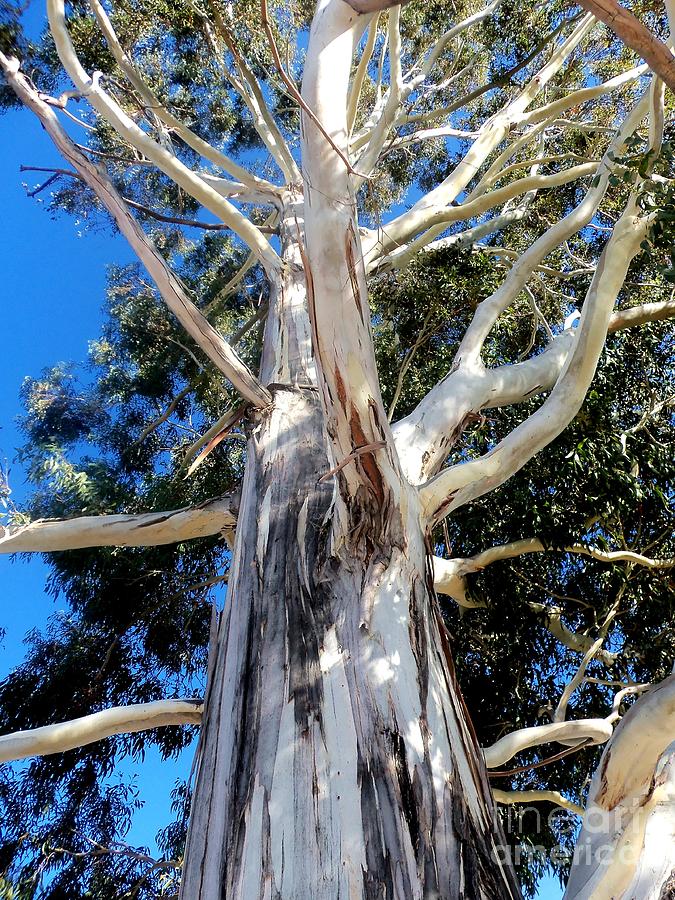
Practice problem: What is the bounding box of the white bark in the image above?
[301,0,401,510]
[4,1,675,896]
[483,719,613,769]
[181,396,521,897]
[85,0,282,194]
[565,676,675,899]
[363,163,599,263]
[0,700,202,764]
[363,14,597,265]
[46,0,281,274]
[419,196,651,522]
[432,539,674,602]
[0,496,236,554]
[392,92,650,484]
[179,200,520,898]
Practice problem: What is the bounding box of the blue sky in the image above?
[0,10,564,895]
[0,96,193,861]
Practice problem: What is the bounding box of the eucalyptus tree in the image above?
[0,0,674,897]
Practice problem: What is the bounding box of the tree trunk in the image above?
[180,197,520,899]
[564,676,675,900]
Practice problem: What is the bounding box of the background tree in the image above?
[0,0,674,897]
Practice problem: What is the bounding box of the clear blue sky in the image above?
[0,95,192,858]
[0,12,563,894]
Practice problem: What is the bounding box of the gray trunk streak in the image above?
[180,200,520,900]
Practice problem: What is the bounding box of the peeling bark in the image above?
[180,203,520,899]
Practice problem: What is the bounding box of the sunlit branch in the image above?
[529,604,619,665]
[374,208,530,273]
[608,297,675,330]
[0,495,237,554]
[492,789,584,816]
[405,0,502,93]
[607,683,651,723]
[262,0,362,178]
[517,62,648,129]
[398,16,580,132]
[577,0,675,91]
[483,718,613,769]
[431,540,665,666]
[0,56,274,408]
[203,0,300,183]
[467,120,553,202]
[352,7,403,183]
[363,162,598,265]
[180,404,248,470]
[364,15,596,263]
[434,538,675,586]
[392,93,649,485]
[0,700,203,764]
[87,0,280,195]
[347,12,380,134]
[123,197,277,233]
[419,196,651,522]
[382,126,480,154]
[48,0,281,274]
[554,637,607,724]
[566,676,675,899]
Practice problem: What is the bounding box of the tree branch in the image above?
[300,0,401,507]
[418,187,650,521]
[566,676,675,898]
[364,163,599,265]
[0,700,203,764]
[483,718,613,769]
[86,0,281,195]
[46,0,281,274]
[0,55,273,408]
[434,538,675,591]
[492,789,584,816]
[0,495,237,554]
[364,14,596,264]
[608,297,675,330]
[202,0,300,183]
[347,11,380,134]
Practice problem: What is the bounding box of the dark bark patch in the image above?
[348,407,386,507]
[387,727,421,854]
[659,869,675,899]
